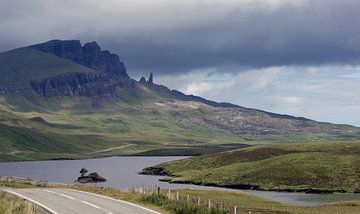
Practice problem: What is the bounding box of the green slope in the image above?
[143,141,360,192]
[0,95,249,162]
[0,48,95,87]
[0,124,99,161]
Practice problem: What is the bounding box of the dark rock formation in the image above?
[24,40,136,97]
[77,172,107,183]
[81,42,128,77]
[139,76,147,84]
[30,40,129,78]
[148,72,153,84]
[30,72,131,97]
[30,40,84,63]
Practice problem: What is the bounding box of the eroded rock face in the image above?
[30,40,129,78]
[139,76,147,84]
[23,40,133,97]
[82,42,127,77]
[30,40,84,64]
[30,72,116,97]
[148,72,153,84]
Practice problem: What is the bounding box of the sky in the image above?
[0,0,359,126]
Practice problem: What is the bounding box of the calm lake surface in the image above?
[1,156,359,206]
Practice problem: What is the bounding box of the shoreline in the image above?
[161,179,348,194]
[141,167,354,194]
[0,154,193,164]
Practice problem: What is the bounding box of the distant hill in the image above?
[143,141,360,193]
[0,40,359,161]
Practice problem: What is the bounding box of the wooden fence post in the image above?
[176,191,179,201]
[208,199,211,209]
[197,197,200,206]
[234,206,237,214]
[168,189,171,199]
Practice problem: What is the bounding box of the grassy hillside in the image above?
[0,90,360,162]
[0,48,95,87]
[0,95,250,162]
[143,141,360,193]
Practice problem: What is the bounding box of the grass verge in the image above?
[0,192,43,214]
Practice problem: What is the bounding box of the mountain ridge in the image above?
[0,40,359,161]
[0,40,358,129]
[1,40,355,126]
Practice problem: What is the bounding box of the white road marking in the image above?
[60,193,75,200]
[67,189,162,214]
[4,189,58,214]
[81,200,101,209]
[43,189,56,194]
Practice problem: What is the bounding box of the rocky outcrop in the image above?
[139,73,154,85]
[30,40,129,78]
[139,76,147,84]
[77,172,107,183]
[21,40,135,97]
[148,72,153,84]
[30,72,131,97]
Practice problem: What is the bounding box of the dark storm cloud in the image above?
[0,0,359,74]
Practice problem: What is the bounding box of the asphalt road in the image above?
[3,188,162,214]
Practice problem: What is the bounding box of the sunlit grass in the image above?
[153,141,360,193]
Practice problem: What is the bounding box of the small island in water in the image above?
[77,168,107,183]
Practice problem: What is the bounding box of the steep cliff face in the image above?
[14,40,134,97]
[30,72,120,97]
[30,40,129,78]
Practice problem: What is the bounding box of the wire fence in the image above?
[1,176,356,214]
[120,185,292,214]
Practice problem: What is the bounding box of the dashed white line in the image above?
[67,188,162,214]
[60,193,75,200]
[81,200,101,209]
[43,189,56,194]
[4,190,58,214]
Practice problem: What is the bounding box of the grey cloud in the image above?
[0,0,359,75]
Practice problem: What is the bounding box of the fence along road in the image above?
[3,188,162,214]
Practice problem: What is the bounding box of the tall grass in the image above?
[0,193,41,214]
[141,194,227,214]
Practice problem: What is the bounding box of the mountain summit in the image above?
[30,40,129,78]
[0,40,133,97]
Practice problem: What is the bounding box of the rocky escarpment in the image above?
[30,72,132,97]
[19,40,135,97]
[30,40,129,79]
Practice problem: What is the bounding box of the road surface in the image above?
[87,144,134,154]
[3,188,162,214]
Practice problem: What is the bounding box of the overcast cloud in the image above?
[0,0,359,125]
[1,0,360,72]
